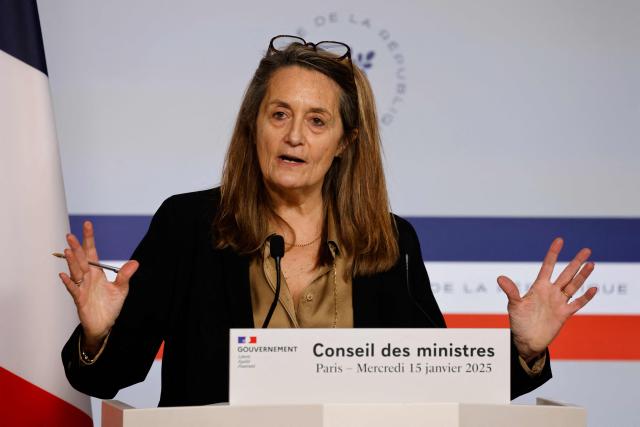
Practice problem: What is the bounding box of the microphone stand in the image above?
[262,234,285,328]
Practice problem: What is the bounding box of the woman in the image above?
[59,36,597,406]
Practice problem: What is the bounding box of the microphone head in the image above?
[269,234,285,259]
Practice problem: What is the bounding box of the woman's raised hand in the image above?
[59,221,138,352]
[497,238,597,362]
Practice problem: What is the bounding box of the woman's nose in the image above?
[285,117,304,146]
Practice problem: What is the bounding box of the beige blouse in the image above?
[249,218,353,329]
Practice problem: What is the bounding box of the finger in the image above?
[536,237,563,282]
[566,286,598,315]
[113,260,139,289]
[63,248,86,284]
[497,275,521,303]
[561,262,595,297]
[66,233,90,274]
[81,221,99,262]
[59,272,80,299]
[554,247,591,287]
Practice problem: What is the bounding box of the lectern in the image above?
[102,399,586,427]
[104,329,586,426]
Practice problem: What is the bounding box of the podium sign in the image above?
[229,328,510,405]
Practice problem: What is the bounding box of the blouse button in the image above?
[305,294,314,302]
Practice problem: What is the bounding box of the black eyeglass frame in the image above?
[267,35,353,62]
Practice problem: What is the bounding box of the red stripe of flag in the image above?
[0,367,92,426]
[444,314,640,360]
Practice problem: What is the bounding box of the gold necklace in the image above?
[287,235,322,247]
[331,259,337,328]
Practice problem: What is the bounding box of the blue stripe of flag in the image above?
[70,215,640,262]
[0,0,48,75]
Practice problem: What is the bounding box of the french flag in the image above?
[0,1,92,425]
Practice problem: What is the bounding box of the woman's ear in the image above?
[336,129,358,158]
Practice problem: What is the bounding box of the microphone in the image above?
[261,234,285,328]
[405,253,440,328]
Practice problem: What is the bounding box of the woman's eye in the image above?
[311,117,325,127]
[272,111,287,120]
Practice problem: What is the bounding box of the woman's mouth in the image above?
[278,154,305,164]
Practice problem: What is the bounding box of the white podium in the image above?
[102,398,586,427]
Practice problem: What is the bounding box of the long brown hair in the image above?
[213,42,399,277]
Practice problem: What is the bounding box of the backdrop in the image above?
[37,1,639,426]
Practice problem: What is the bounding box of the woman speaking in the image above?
[59,35,597,406]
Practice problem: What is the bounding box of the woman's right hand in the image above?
[59,221,139,353]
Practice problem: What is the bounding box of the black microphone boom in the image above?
[261,234,285,328]
[405,253,439,328]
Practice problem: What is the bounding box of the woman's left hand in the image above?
[497,238,597,362]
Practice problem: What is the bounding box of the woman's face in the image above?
[256,66,345,199]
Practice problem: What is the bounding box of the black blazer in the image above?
[62,188,551,406]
